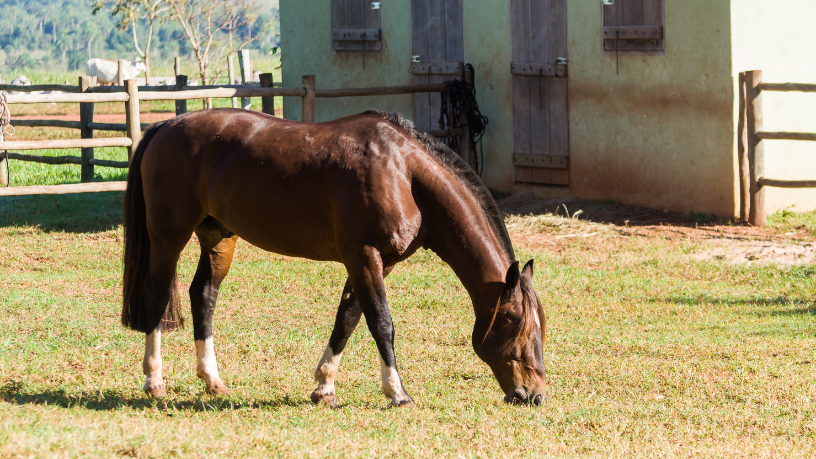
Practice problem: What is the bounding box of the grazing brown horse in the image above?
[122,108,547,406]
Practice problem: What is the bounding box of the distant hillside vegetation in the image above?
[0,0,279,76]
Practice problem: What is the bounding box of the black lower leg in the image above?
[327,278,363,354]
[190,251,218,341]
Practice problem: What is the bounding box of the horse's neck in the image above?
[423,194,510,319]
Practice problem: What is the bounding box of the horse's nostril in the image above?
[532,394,543,406]
[513,388,527,401]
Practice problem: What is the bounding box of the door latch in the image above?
[602,0,614,5]
[556,58,569,65]
[411,55,421,63]
[371,2,382,9]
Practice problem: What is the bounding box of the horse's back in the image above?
[141,109,425,263]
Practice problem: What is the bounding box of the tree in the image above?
[165,0,269,89]
[93,0,169,84]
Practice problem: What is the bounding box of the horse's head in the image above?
[474,260,547,406]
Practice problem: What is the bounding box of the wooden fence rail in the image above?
[0,73,459,195]
[740,70,816,226]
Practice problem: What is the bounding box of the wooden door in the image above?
[511,0,569,185]
[410,0,464,132]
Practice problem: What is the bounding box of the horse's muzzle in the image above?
[504,388,546,406]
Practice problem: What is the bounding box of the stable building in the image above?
[280,0,816,218]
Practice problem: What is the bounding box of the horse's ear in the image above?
[522,259,534,280]
[504,261,520,296]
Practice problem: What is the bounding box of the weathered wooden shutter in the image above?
[511,0,570,186]
[411,0,464,132]
[332,0,382,53]
[602,0,664,54]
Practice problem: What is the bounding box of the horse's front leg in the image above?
[311,278,363,406]
[348,252,414,407]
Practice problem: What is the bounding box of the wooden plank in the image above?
[315,83,447,97]
[756,132,816,141]
[3,152,81,165]
[11,119,82,129]
[444,0,464,62]
[332,0,349,52]
[512,75,532,155]
[603,0,621,26]
[528,0,550,159]
[365,0,382,51]
[513,154,568,169]
[301,75,316,123]
[0,84,80,93]
[343,0,366,51]
[510,0,531,63]
[174,75,188,115]
[411,0,430,63]
[515,166,532,183]
[0,138,132,150]
[549,0,569,163]
[758,83,816,93]
[125,79,141,161]
[332,28,381,41]
[602,26,662,40]
[738,72,750,221]
[4,92,129,104]
[0,181,127,197]
[623,0,644,25]
[238,50,252,110]
[139,87,306,100]
[511,63,563,77]
[757,178,816,188]
[79,76,96,183]
[412,75,433,131]
[88,122,152,131]
[411,62,463,75]
[530,167,551,184]
[428,74,445,131]
[746,70,766,227]
[260,73,275,115]
[228,55,238,108]
[428,0,448,62]
[643,0,663,24]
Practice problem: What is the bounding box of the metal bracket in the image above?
[371,2,382,9]
[411,55,421,63]
[602,0,614,5]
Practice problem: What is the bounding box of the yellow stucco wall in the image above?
[731,0,816,215]
[567,0,736,217]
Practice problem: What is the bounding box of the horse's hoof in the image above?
[206,384,229,395]
[391,398,415,408]
[310,390,338,407]
[145,386,167,397]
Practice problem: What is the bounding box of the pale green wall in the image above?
[731,0,816,215]
[567,0,736,217]
[280,0,414,122]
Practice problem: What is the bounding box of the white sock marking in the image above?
[195,337,222,387]
[142,329,163,391]
[314,345,343,395]
[378,351,409,403]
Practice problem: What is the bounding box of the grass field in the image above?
[1,189,815,457]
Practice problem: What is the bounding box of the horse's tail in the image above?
[122,121,183,333]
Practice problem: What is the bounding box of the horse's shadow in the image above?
[0,385,314,412]
[0,191,124,233]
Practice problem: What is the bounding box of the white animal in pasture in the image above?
[85,58,147,85]
[4,75,32,94]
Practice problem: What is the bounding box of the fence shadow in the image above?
[0,385,313,413]
[0,190,123,233]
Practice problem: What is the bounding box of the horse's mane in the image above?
[364,110,516,263]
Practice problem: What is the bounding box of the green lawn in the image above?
[0,192,814,457]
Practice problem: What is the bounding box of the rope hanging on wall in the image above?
[438,64,489,176]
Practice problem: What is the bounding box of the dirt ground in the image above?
[498,191,816,265]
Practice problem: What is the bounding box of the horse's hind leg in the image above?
[190,218,238,395]
[311,278,363,406]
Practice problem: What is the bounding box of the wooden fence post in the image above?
[175,75,188,116]
[0,127,6,187]
[260,73,275,115]
[124,79,141,162]
[238,49,252,110]
[745,70,766,227]
[79,75,97,182]
[117,60,125,86]
[174,57,181,76]
[301,75,315,123]
[228,55,238,108]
